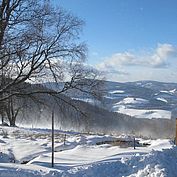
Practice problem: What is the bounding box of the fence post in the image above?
[64,134,66,145]
[51,110,54,167]
[133,137,136,149]
[176,118,177,146]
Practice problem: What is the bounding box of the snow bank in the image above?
[127,146,177,177]
[63,146,177,177]
[0,163,62,177]
[1,146,177,177]
[0,126,176,177]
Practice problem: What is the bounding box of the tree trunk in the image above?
[9,118,16,127]
[5,97,17,127]
[1,112,4,124]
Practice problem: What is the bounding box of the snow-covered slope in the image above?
[113,106,171,119]
[0,126,176,177]
[105,81,177,119]
[111,96,171,119]
[116,97,148,105]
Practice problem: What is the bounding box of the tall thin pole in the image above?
[133,137,136,149]
[176,118,177,146]
[51,110,54,167]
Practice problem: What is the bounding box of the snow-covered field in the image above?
[0,126,176,177]
[109,90,125,94]
[116,97,148,105]
[113,105,171,119]
[112,97,171,119]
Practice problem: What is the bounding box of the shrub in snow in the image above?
[1,130,8,138]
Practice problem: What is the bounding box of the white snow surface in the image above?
[0,126,176,177]
[113,96,170,119]
[113,105,171,119]
[109,90,125,94]
[160,89,176,94]
[156,97,168,103]
[117,97,148,105]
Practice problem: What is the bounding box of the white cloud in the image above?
[97,52,135,71]
[148,43,176,67]
[94,43,177,82]
[96,43,177,73]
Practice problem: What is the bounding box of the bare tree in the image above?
[4,96,21,126]
[0,0,104,126]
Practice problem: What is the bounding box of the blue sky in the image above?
[56,0,177,83]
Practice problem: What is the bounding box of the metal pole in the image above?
[51,110,54,167]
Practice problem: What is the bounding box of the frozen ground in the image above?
[0,126,176,177]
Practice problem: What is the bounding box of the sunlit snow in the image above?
[0,126,176,177]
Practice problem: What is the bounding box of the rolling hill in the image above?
[44,80,177,119]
